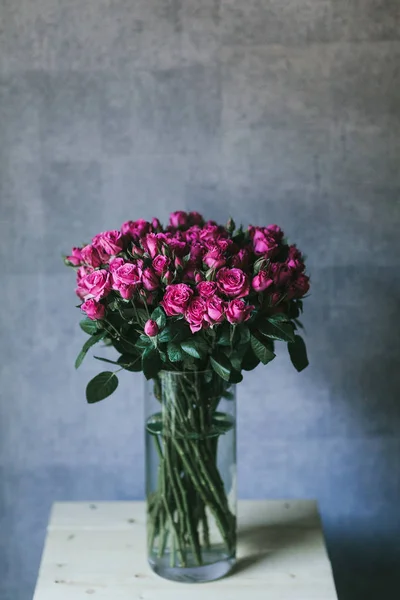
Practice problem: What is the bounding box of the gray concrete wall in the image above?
[1,1,400,598]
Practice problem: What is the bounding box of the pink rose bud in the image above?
[142,267,159,291]
[169,211,188,228]
[188,211,204,225]
[144,319,159,337]
[252,271,274,292]
[195,272,204,283]
[81,299,105,320]
[151,217,161,230]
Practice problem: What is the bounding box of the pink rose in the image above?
[152,255,170,275]
[112,262,142,299]
[182,261,197,283]
[200,224,224,241]
[205,295,225,324]
[195,272,204,283]
[121,219,151,238]
[144,319,159,337]
[79,269,111,301]
[197,281,217,298]
[76,265,93,299]
[109,257,125,272]
[252,271,274,292]
[226,299,254,324]
[185,296,207,333]
[185,227,202,244]
[287,245,305,272]
[142,267,159,291]
[169,211,188,228]
[81,299,105,320]
[142,233,160,258]
[66,247,83,266]
[81,244,103,268]
[93,230,123,256]
[287,274,310,299]
[203,246,226,269]
[216,268,250,298]
[252,229,279,257]
[161,284,194,316]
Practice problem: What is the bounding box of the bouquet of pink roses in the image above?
[65,211,310,576]
[66,210,309,399]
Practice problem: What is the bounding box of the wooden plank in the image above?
[33,500,338,599]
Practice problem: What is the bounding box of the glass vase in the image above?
[145,370,236,583]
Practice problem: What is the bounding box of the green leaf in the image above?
[217,322,232,346]
[181,340,202,360]
[229,368,243,384]
[113,334,139,355]
[250,335,276,365]
[241,347,260,371]
[210,350,232,381]
[167,342,183,363]
[117,354,142,372]
[151,307,167,329]
[142,347,162,380]
[238,324,251,346]
[80,318,98,335]
[288,335,309,372]
[86,371,119,403]
[258,318,295,342]
[158,326,173,343]
[75,332,106,369]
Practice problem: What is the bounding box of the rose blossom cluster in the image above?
[66,211,309,330]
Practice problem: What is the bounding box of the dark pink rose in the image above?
[168,238,188,257]
[287,274,310,299]
[161,284,194,316]
[169,211,188,228]
[203,246,226,269]
[144,319,159,337]
[188,211,204,226]
[152,254,170,275]
[231,248,250,270]
[185,296,207,333]
[205,295,225,324]
[142,233,160,258]
[112,262,141,299]
[271,292,282,305]
[93,230,124,256]
[185,227,202,244]
[190,242,205,264]
[216,268,250,298]
[287,245,305,272]
[121,219,151,238]
[226,299,254,324]
[142,267,159,291]
[252,270,274,292]
[200,224,226,242]
[271,263,292,287]
[66,247,83,266]
[81,244,103,268]
[182,261,197,282]
[79,269,111,301]
[197,281,217,298]
[266,224,284,241]
[174,256,184,270]
[81,299,105,320]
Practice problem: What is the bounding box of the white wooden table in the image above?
[33,500,338,599]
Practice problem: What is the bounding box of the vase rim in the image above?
[158,369,214,376]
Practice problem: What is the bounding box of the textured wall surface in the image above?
[1,1,400,599]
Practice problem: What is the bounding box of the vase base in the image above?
[149,554,236,583]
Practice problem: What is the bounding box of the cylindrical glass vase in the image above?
[145,370,236,583]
